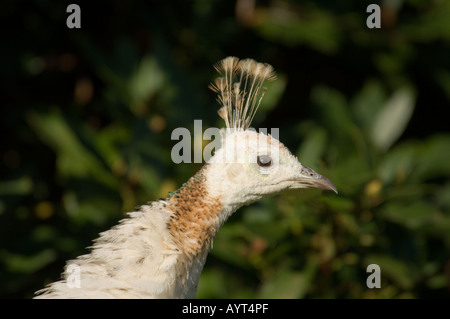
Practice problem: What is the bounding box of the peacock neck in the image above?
[166,165,224,259]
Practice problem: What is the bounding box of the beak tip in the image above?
[293,165,338,194]
[317,175,338,194]
[325,183,338,195]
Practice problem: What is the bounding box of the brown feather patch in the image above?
[166,165,222,258]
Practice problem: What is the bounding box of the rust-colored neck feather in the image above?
[166,166,223,258]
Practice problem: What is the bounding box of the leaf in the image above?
[351,80,386,135]
[256,5,340,54]
[0,249,56,274]
[27,111,117,188]
[296,125,327,168]
[196,268,229,299]
[127,55,166,114]
[260,73,287,112]
[380,201,437,230]
[209,223,253,270]
[311,86,354,135]
[253,73,287,125]
[257,260,317,298]
[94,124,129,168]
[414,134,450,182]
[426,274,450,290]
[0,177,33,196]
[379,141,417,185]
[371,88,416,151]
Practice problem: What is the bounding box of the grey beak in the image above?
[291,166,338,194]
[310,174,338,194]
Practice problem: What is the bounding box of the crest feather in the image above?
[210,56,276,131]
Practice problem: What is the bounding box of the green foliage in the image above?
[1,0,449,298]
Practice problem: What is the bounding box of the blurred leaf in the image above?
[256,4,340,54]
[210,223,252,270]
[319,195,355,214]
[311,86,354,135]
[426,274,450,290]
[0,177,33,195]
[371,88,416,151]
[64,190,121,225]
[414,134,450,182]
[27,111,118,188]
[402,0,450,41]
[379,141,417,185]
[94,124,129,168]
[380,201,437,231]
[351,80,386,135]
[296,126,327,168]
[134,163,162,196]
[254,73,287,124]
[196,268,229,299]
[328,154,372,194]
[0,249,56,274]
[257,261,317,298]
[243,206,277,224]
[127,54,166,115]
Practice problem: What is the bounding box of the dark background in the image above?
[1,0,449,298]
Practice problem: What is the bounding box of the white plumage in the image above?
[35,57,336,299]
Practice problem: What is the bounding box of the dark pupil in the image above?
[257,155,272,167]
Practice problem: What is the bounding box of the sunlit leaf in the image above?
[127,55,166,115]
[371,88,416,151]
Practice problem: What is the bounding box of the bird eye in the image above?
[257,155,272,167]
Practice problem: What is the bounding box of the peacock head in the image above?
[205,57,336,209]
